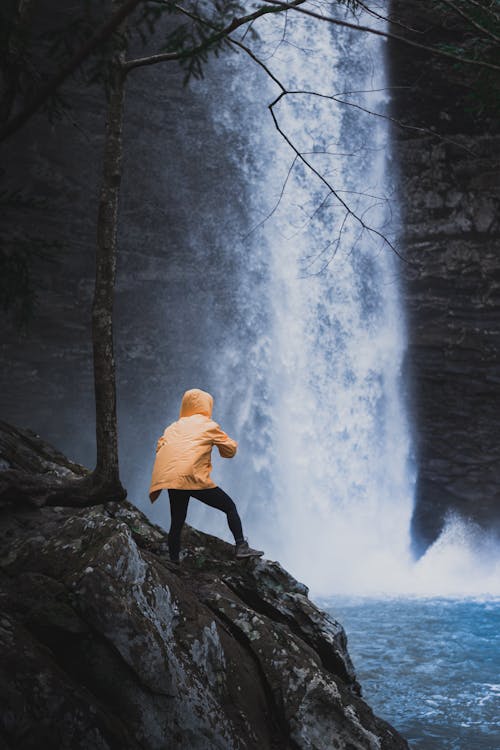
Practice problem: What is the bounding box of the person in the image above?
[149,388,264,563]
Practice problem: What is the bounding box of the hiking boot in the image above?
[235,539,264,559]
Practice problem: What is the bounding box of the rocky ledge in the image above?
[0,421,408,750]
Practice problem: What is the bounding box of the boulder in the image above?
[0,421,408,749]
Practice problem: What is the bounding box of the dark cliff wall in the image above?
[0,4,259,510]
[388,1,500,551]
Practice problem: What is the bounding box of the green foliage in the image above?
[154,0,361,86]
[79,1,180,96]
[159,22,236,86]
[151,0,246,85]
[434,0,500,116]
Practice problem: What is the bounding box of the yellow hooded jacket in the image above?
[149,388,238,502]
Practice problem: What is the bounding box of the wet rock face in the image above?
[0,422,409,749]
[0,3,258,494]
[388,1,500,551]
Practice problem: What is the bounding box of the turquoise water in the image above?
[320,597,500,750]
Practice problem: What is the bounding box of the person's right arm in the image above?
[208,423,238,458]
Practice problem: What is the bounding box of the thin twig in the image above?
[166,2,412,260]
[463,0,500,23]
[439,0,500,43]
[123,0,305,71]
[281,86,477,155]
[262,0,500,72]
[241,154,299,240]
[352,0,421,33]
[231,36,407,261]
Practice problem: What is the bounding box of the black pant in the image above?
[167,486,244,561]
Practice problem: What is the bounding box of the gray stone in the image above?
[389,0,500,551]
[0,421,409,749]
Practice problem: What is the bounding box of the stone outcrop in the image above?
[388,1,500,551]
[0,421,408,749]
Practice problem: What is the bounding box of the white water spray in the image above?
[249,4,415,595]
[192,2,500,597]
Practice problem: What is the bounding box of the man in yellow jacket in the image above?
[149,388,264,563]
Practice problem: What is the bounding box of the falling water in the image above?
[184,2,410,593]
[182,2,500,597]
[253,4,415,595]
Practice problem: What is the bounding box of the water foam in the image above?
[407,514,500,599]
[245,3,416,595]
[194,3,500,598]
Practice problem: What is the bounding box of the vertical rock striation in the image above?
[388,0,500,551]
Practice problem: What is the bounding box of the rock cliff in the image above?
[0,421,408,750]
[388,0,500,551]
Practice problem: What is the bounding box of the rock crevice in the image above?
[0,421,408,749]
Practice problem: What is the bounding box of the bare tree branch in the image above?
[228,35,408,261]
[127,0,489,262]
[463,0,500,22]
[262,0,500,72]
[292,86,477,155]
[439,0,500,43]
[351,0,422,33]
[156,1,414,260]
[123,0,306,71]
[241,154,299,240]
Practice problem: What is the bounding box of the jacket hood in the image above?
[179,388,214,419]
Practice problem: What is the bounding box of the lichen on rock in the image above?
[0,421,409,749]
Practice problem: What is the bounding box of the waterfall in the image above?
[180,2,410,594]
[180,3,500,597]
[252,4,416,595]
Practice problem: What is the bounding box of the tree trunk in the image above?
[90,55,127,501]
